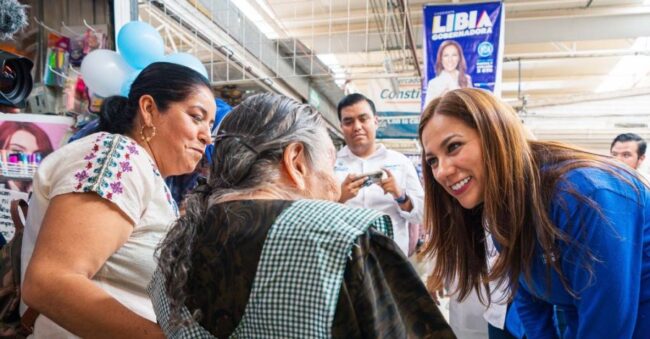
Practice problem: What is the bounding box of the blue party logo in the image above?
[478,41,494,57]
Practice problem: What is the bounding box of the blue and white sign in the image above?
[366,77,422,139]
[422,1,505,108]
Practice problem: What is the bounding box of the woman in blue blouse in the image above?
[418,88,649,338]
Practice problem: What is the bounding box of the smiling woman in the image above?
[20,62,215,338]
[421,113,484,209]
[424,40,473,106]
[418,88,650,338]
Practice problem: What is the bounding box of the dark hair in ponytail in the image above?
[98,62,210,135]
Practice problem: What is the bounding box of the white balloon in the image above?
[81,50,134,97]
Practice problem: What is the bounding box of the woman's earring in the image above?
[140,125,157,142]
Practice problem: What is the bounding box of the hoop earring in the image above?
[140,125,157,142]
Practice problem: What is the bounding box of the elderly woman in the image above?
[418,88,650,338]
[21,62,216,338]
[149,93,455,338]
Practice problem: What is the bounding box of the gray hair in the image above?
[155,93,334,327]
[208,93,332,201]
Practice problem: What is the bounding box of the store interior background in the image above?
[5,0,650,174]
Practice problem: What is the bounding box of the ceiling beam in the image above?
[278,5,650,53]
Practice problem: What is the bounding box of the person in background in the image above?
[418,88,649,338]
[424,40,472,106]
[149,93,455,338]
[20,62,216,338]
[334,93,424,255]
[0,121,54,192]
[610,132,646,170]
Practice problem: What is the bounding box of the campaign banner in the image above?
[422,1,505,108]
[365,77,422,139]
[376,111,420,139]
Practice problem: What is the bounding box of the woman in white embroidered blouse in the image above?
[20,62,216,338]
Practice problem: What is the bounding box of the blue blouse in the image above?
[514,166,650,338]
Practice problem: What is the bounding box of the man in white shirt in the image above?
[334,93,424,255]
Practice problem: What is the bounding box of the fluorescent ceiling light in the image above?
[318,53,347,88]
[595,37,650,93]
[230,0,279,39]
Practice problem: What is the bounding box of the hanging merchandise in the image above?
[68,26,105,67]
[83,28,106,55]
[87,91,103,113]
[69,35,85,67]
[74,76,89,113]
[43,33,71,88]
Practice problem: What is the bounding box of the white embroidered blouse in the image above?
[20,132,178,338]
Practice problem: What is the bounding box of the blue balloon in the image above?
[162,53,208,79]
[117,21,165,69]
[120,70,141,97]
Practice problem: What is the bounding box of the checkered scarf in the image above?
[149,199,392,338]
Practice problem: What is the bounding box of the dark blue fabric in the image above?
[214,98,231,132]
[553,305,567,338]
[505,302,526,338]
[515,167,650,339]
[68,119,100,143]
[489,323,519,339]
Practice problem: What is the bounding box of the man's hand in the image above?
[339,174,368,203]
[381,168,413,211]
[379,168,402,199]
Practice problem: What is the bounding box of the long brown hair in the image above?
[435,40,469,88]
[418,88,639,303]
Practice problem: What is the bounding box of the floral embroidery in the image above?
[120,161,132,172]
[74,170,88,181]
[110,181,124,194]
[73,134,138,201]
[72,133,179,218]
[127,144,139,155]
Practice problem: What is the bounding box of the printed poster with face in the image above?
[0,113,74,241]
[422,1,505,108]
